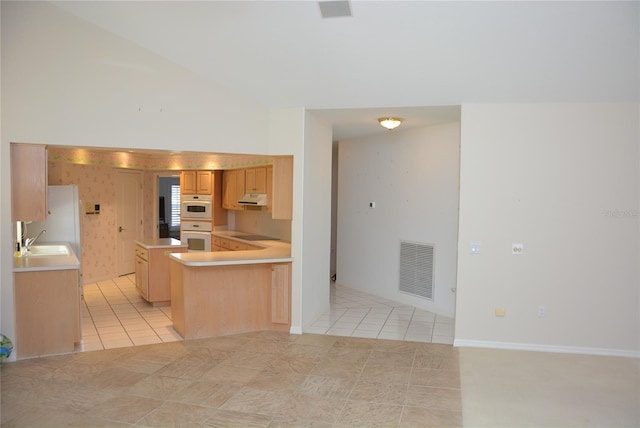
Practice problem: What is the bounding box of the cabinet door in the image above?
[11,143,48,222]
[196,171,212,194]
[222,170,235,209]
[245,167,267,193]
[181,171,197,195]
[234,170,246,209]
[135,256,149,301]
[266,166,273,213]
[15,270,80,357]
[271,157,293,220]
[271,264,290,324]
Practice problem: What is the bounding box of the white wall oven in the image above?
[181,220,212,252]
[181,194,212,220]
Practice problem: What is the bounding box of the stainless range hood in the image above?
[237,193,268,206]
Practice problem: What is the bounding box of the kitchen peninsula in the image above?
[169,232,293,340]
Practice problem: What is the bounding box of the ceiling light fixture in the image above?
[378,117,403,130]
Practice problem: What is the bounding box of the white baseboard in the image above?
[454,339,640,358]
[289,326,302,335]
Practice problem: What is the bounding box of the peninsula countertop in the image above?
[169,231,292,267]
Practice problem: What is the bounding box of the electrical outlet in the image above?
[512,243,524,255]
[538,305,546,318]
[471,242,481,254]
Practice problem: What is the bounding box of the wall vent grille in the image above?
[399,241,434,300]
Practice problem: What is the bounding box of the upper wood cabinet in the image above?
[222,169,246,211]
[11,143,48,222]
[266,165,273,213]
[271,157,293,220]
[245,167,267,193]
[181,170,212,195]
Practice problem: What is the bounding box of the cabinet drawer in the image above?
[219,238,231,250]
[135,245,149,260]
[212,236,221,246]
[230,241,248,251]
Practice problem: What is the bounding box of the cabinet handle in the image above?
[118,226,125,232]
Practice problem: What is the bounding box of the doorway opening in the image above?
[158,175,181,239]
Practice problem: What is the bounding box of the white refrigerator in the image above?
[25,185,83,287]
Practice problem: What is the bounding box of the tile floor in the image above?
[3,331,639,427]
[308,284,454,344]
[78,275,182,352]
[2,331,463,427]
[78,276,453,353]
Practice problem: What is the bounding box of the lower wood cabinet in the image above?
[170,261,292,339]
[271,263,291,324]
[15,269,80,358]
[136,244,187,306]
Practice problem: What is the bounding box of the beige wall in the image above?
[48,161,119,283]
[455,103,640,356]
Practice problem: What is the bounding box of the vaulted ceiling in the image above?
[50,1,640,139]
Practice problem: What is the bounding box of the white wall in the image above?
[455,103,640,356]
[267,108,306,333]
[336,122,461,317]
[1,1,269,153]
[301,112,333,329]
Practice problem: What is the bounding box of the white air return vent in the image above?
[319,1,352,18]
[399,241,434,300]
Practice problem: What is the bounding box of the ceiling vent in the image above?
[319,1,352,18]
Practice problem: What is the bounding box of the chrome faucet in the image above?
[25,229,46,251]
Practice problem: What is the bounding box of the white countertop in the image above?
[135,237,187,249]
[13,242,81,272]
[170,231,292,267]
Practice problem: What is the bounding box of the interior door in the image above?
[116,170,142,275]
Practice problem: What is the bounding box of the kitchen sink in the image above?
[25,244,71,256]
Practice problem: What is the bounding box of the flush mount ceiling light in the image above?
[378,117,403,130]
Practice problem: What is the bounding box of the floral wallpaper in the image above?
[48,162,118,283]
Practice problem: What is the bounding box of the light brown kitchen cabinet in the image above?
[15,269,80,358]
[266,165,273,213]
[170,260,291,339]
[213,235,263,252]
[222,169,246,210]
[271,263,291,324]
[135,244,187,305]
[11,143,48,222]
[271,156,293,220]
[135,245,150,301]
[245,167,267,193]
[181,170,227,226]
[181,170,212,195]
